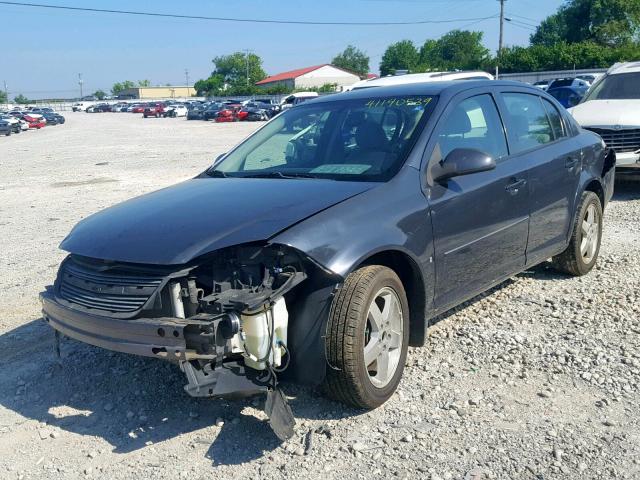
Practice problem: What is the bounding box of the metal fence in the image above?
[499,68,607,84]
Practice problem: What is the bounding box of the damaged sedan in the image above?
[41,81,615,439]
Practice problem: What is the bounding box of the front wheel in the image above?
[552,191,603,276]
[324,265,409,409]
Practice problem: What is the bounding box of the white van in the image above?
[280,92,319,110]
[345,71,493,91]
[71,102,95,112]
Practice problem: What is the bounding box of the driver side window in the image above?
[434,94,508,163]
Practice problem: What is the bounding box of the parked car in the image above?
[238,102,269,121]
[187,104,206,120]
[252,98,281,117]
[576,73,603,85]
[280,92,319,110]
[72,102,94,112]
[87,103,112,113]
[569,61,640,172]
[0,114,23,133]
[548,77,590,90]
[532,80,551,90]
[203,103,225,121]
[547,86,586,108]
[143,103,166,118]
[130,104,145,113]
[11,111,46,129]
[163,105,188,117]
[30,107,54,114]
[0,118,12,136]
[214,106,239,122]
[42,111,65,125]
[41,81,615,440]
[347,71,494,91]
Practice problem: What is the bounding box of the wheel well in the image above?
[359,250,427,347]
[585,179,604,207]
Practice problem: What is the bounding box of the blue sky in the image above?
[1,0,562,99]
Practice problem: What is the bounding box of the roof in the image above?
[256,64,359,85]
[609,61,640,75]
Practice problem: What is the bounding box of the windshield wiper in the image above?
[240,171,318,179]
[206,169,229,178]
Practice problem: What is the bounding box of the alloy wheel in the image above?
[364,287,404,388]
[580,203,600,264]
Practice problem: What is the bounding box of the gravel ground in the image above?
[0,113,639,480]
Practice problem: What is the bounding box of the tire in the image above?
[552,191,603,276]
[324,265,409,409]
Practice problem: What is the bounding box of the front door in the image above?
[426,93,530,310]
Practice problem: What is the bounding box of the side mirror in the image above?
[434,148,496,182]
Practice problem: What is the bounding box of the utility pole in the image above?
[3,80,8,107]
[78,73,83,99]
[185,69,189,88]
[497,0,506,79]
[243,49,252,86]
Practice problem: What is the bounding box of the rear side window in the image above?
[541,98,566,139]
[434,94,508,161]
[502,93,554,153]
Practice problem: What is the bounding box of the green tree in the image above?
[419,30,490,71]
[14,94,30,104]
[380,40,419,76]
[0,89,6,104]
[111,80,135,95]
[137,79,151,87]
[498,41,640,73]
[194,51,267,96]
[332,45,370,77]
[531,0,640,47]
[93,90,107,100]
[212,52,266,86]
[194,75,225,96]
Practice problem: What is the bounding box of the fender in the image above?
[565,146,615,244]
[270,166,436,351]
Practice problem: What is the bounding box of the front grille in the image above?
[58,258,164,314]
[586,127,640,153]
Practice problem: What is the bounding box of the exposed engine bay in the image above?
[43,243,337,439]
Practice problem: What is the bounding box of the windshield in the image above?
[584,72,640,101]
[209,95,436,182]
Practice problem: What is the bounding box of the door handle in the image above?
[565,157,578,168]
[505,178,527,194]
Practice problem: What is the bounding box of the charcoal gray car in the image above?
[41,81,615,438]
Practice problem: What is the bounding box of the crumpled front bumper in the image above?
[40,287,212,362]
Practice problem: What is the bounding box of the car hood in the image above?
[60,177,375,265]
[569,99,640,127]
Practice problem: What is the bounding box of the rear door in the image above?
[496,91,582,263]
[426,91,530,310]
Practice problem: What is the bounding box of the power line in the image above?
[507,12,541,23]
[508,20,537,31]
[0,1,499,26]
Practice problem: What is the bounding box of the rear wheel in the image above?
[552,191,603,276]
[324,265,409,409]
